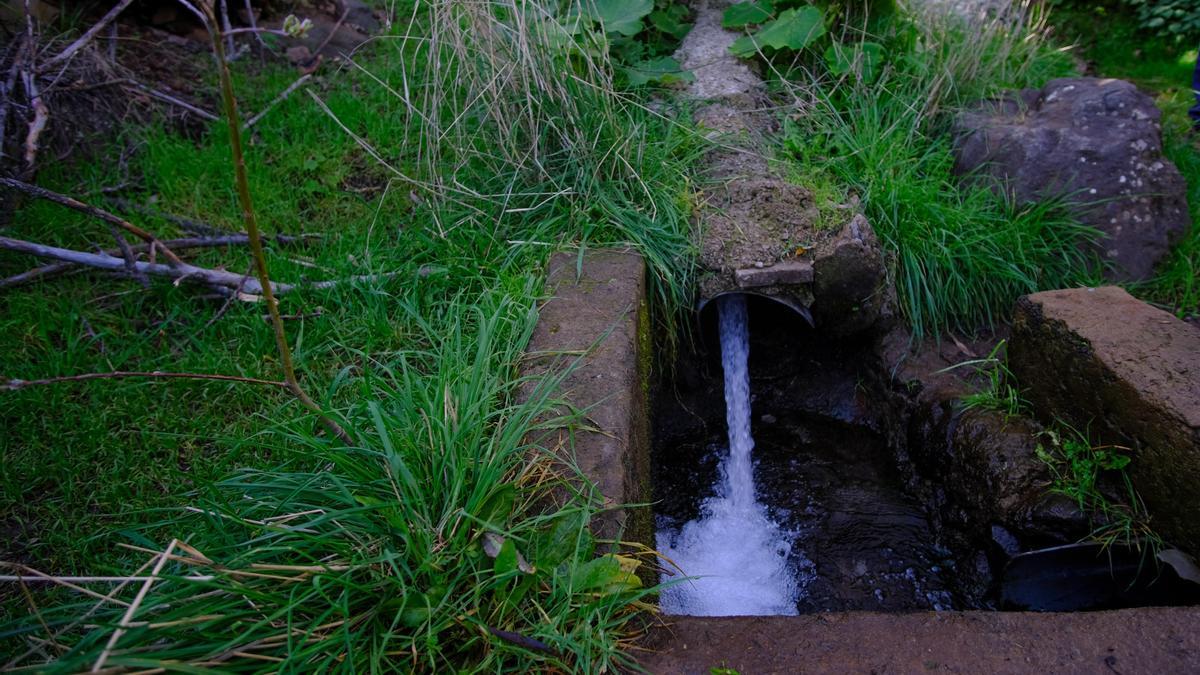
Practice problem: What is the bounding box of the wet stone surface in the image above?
[653,297,986,613]
[655,413,970,612]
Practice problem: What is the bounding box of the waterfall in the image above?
[657,294,800,616]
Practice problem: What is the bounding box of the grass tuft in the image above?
[777,1,1098,337]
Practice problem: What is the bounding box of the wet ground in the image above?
[654,410,969,613]
[653,295,983,613]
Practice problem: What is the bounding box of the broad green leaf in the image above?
[728,6,825,58]
[536,510,591,568]
[475,484,515,527]
[494,537,519,576]
[623,56,696,86]
[650,6,691,39]
[823,40,884,82]
[570,554,642,593]
[582,0,654,36]
[722,0,774,29]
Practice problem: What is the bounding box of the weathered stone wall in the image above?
[519,249,653,552]
[1010,286,1200,552]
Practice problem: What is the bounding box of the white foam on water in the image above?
[657,294,800,616]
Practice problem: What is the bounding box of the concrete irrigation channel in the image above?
[517,0,1200,671]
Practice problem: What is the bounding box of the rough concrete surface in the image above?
[638,609,1200,673]
[674,0,760,102]
[1010,286,1200,553]
[520,250,652,548]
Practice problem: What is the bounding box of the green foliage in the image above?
[582,0,654,35]
[723,0,775,29]
[1124,0,1200,44]
[1036,426,1159,549]
[938,340,1027,418]
[729,6,826,57]
[822,39,884,82]
[1050,2,1200,319]
[777,4,1097,336]
[1,0,703,667]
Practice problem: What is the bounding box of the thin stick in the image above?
[0,575,215,584]
[92,539,177,672]
[2,371,288,391]
[2,555,157,671]
[0,236,280,293]
[0,178,184,264]
[39,0,136,72]
[0,566,133,606]
[218,0,235,58]
[242,74,312,131]
[106,223,147,287]
[21,71,47,167]
[242,0,267,49]
[312,8,350,57]
[1,233,316,290]
[121,79,219,121]
[206,10,352,445]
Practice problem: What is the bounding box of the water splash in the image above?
[657,294,800,616]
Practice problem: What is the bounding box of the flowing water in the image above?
[657,294,801,615]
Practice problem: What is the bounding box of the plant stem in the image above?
[205,13,352,444]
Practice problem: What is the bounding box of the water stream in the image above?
[657,294,800,615]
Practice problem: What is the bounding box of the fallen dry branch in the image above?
[0,234,318,290]
[242,73,312,131]
[38,0,137,73]
[2,371,288,391]
[93,539,178,672]
[0,236,279,293]
[0,178,183,264]
[120,79,219,121]
[0,235,406,295]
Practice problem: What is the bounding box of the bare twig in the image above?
[0,236,401,294]
[39,0,136,72]
[0,36,27,162]
[206,7,352,445]
[2,371,288,391]
[0,178,183,264]
[105,224,147,286]
[92,539,177,672]
[242,74,312,131]
[206,262,253,327]
[218,0,235,58]
[21,71,47,167]
[106,197,231,236]
[313,8,351,57]
[242,0,267,50]
[0,236,283,293]
[0,234,309,290]
[121,79,219,121]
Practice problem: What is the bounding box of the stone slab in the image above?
[639,609,1200,673]
[520,249,651,548]
[734,260,814,289]
[1010,286,1200,552]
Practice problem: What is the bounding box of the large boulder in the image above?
[953,77,1191,280]
[1009,286,1200,553]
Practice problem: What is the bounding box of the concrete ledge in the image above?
[639,609,1200,673]
[1010,286,1200,552]
[520,249,651,548]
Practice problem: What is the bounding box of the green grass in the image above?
[777,4,1100,337]
[1035,425,1160,551]
[0,0,700,668]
